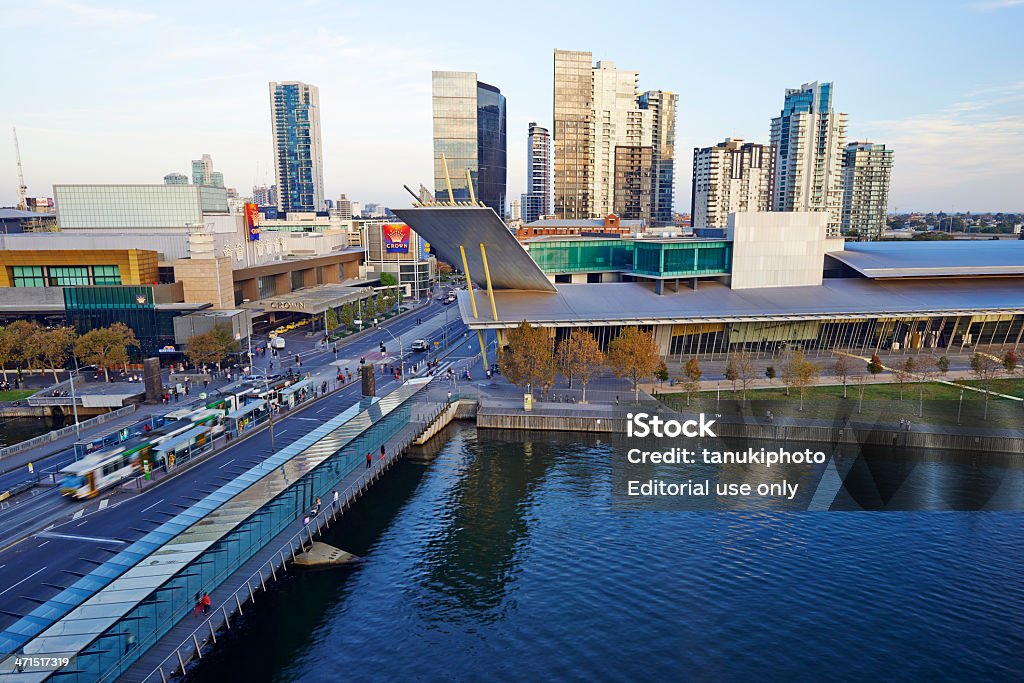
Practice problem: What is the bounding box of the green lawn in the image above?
[0,390,34,402]
[658,378,1024,429]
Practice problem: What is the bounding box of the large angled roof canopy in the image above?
[826,241,1024,278]
[391,206,556,291]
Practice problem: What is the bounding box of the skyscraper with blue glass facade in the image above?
[269,81,325,214]
[770,81,847,236]
[432,71,507,217]
[639,90,677,226]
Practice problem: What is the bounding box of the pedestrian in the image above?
[202,592,211,615]
[304,514,310,525]
[333,489,339,507]
[314,496,321,514]
[366,452,372,469]
[447,390,452,401]
[616,395,619,404]
[380,444,386,462]
[194,592,202,617]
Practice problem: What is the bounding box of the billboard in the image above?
[245,203,260,242]
[384,224,410,253]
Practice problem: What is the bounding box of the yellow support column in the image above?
[465,168,477,205]
[441,152,455,204]
[478,330,489,369]
[479,242,503,347]
[459,244,479,319]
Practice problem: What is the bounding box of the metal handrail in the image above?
[136,395,454,683]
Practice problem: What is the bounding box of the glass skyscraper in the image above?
[522,122,551,223]
[269,81,325,214]
[431,71,507,217]
[639,90,677,226]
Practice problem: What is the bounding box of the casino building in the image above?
[393,204,1024,365]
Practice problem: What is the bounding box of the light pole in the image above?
[716,382,721,411]
[957,389,964,425]
[253,367,275,451]
[69,355,81,442]
[380,327,404,380]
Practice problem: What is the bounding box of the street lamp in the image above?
[957,389,964,425]
[252,366,276,451]
[380,327,404,380]
[69,355,81,442]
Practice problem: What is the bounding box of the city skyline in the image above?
[1,0,1022,213]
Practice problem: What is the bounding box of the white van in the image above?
[271,336,286,350]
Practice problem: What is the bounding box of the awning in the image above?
[239,283,372,317]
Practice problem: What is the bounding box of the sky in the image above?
[0,0,1022,214]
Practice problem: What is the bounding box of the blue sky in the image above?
[1,0,1022,213]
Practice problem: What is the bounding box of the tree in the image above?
[782,350,820,410]
[970,352,1002,420]
[832,355,852,399]
[654,361,669,387]
[0,325,18,381]
[436,262,453,278]
[607,326,660,402]
[186,332,227,370]
[208,324,240,356]
[1003,350,1018,375]
[325,307,339,332]
[724,357,739,392]
[74,324,138,382]
[892,356,916,401]
[934,355,950,377]
[340,303,355,329]
[733,351,757,400]
[866,353,884,376]
[379,272,397,287]
[555,330,604,402]
[500,321,556,397]
[765,366,776,384]
[35,327,78,383]
[680,357,702,406]
[916,357,937,418]
[14,321,45,375]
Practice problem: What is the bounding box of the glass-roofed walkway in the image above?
[0,380,433,682]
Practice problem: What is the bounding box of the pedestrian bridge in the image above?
[0,379,432,682]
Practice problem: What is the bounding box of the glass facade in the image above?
[54,184,228,229]
[527,239,731,278]
[613,146,653,221]
[639,91,677,226]
[64,286,177,357]
[553,49,594,219]
[11,264,122,287]
[270,82,325,213]
[258,276,276,299]
[432,72,507,216]
[523,122,551,223]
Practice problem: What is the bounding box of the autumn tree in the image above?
[10,321,43,375]
[0,324,18,381]
[555,330,604,402]
[782,350,820,410]
[733,350,757,400]
[892,356,917,400]
[832,355,852,399]
[724,357,739,392]
[970,352,1002,420]
[74,324,138,382]
[1003,350,1018,375]
[34,327,79,383]
[207,324,240,357]
[680,357,702,406]
[764,365,776,384]
[500,321,556,397]
[607,326,660,402]
[186,331,227,370]
[866,353,884,376]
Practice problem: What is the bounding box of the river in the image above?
[189,424,1023,681]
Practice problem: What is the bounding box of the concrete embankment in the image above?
[473,398,1024,455]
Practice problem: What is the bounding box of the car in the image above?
[285,323,297,331]
[271,337,286,350]
[411,339,429,352]
[274,326,287,335]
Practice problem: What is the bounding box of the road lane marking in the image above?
[140,498,165,514]
[277,429,288,435]
[72,510,84,520]
[295,417,319,422]
[37,532,125,545]
[0,567,46,596]
[216,459,236,470]
[98,499,109,510]
[37,541,49,548]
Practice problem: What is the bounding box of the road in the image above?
[0,299,483,641]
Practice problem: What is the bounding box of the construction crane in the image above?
[13,127,27,211]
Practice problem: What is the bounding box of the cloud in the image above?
[972,0,1024,10]
[858,83,1024,209]
[42,0,157,24]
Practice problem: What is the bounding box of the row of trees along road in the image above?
[184,325,241,370]
[325,285,400,334]
[499,323,661,402]
[0,321,139,383]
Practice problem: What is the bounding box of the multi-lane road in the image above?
[0,300,480,640]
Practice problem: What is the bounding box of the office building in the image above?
[54,184,229,231]
[431,71,507,216]
[523,122,551,223]
[692,139,775,229]
[163,172,188,185]
[509,198,521,222]
[770,81,847,236]
[252,185,276,207]
[639,90,678,226]
[191,154,224,188]
[360,222,435,299]
[841,142,894,240]
[336,194,353,220]
[553,49,594,219]
[269,81,325,213]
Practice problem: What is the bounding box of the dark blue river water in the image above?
[191,425,1023,682]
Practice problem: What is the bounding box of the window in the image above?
[48,266,91,286]
[93,265,122,285]
[12,266,45,287]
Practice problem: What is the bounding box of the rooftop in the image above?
[826,241,1024,278]
[457,278,1024,327]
